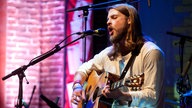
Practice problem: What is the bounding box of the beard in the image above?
[109,27,128,44]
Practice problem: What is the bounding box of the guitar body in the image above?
[76,70,144,108]
[75,70,107,108]
[84,70,113,108]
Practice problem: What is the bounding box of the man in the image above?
[71,3,164,108]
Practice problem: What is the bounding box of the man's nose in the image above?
[107,19,111,26]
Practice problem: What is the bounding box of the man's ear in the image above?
[127,17,131,24]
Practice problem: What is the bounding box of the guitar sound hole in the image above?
[93,87,99,101]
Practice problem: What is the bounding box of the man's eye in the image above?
[112,16,117,19]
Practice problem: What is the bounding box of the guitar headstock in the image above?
[126,73,144,87]
[110,73,144,90]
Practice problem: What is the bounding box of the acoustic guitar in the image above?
[76,70,144,108]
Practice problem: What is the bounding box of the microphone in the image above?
[76,28,107,36]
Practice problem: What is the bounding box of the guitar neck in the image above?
[110,78,127,90]
[94,79,127,98]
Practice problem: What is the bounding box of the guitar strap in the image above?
[119,43,144,80]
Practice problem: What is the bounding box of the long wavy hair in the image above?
[107,3,146,59]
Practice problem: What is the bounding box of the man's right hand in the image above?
[71,86,86,105]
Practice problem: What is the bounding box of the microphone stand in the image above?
[82,9,88,63]
[2,33,89,108]
[28,85,36,108]
[167,31,192,107]
[66,0,129,12]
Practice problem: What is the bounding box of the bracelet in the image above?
[72,80,82,89]
[72,83,83,91]
[73,86,83,91]
[72,80,81,87]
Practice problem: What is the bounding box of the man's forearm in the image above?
[73,72,87,86]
